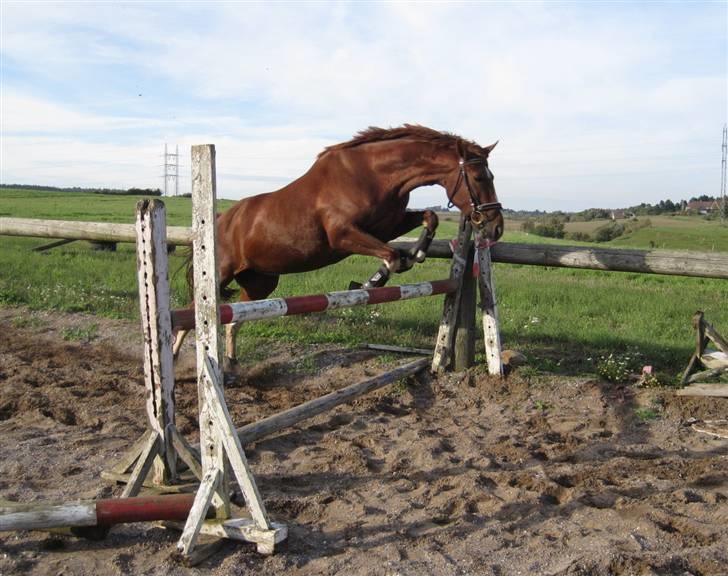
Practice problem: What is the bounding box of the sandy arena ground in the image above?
[0,307,726,576]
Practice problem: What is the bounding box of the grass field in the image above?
[2,188,727,383]
[558,215,728,252]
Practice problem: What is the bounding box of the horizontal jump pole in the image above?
[236,357,430,445]
[3,216,726,279]
[0,493,202,532]
[171,278,457,331]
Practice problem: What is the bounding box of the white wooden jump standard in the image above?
[176,144,285,557]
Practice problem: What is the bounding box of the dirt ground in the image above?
[0,307,726,576]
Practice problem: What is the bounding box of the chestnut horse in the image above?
[174,125,503,366]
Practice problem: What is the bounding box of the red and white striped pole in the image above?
[171,278,457,331]
[0,493,201,533]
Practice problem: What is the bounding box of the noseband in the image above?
[447,155,502,227]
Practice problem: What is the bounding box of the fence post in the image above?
[178,144,283,559]
[433,216,472,371]
[453,242,476,371]
[477,242,503,376]
[133,199,177,486]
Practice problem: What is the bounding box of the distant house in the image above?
[610,210,635,220]
[685,200,720,214]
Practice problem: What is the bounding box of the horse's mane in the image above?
[319,124,484,158]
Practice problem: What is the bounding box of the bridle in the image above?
[446,149,502,227]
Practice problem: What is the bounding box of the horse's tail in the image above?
[180,247,236,304]
[181,213,235,305]
[183,249,195,304]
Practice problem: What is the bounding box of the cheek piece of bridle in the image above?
[447,157,503,227]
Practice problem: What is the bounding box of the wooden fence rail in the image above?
[2,216,728,279]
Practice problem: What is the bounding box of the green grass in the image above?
[62,324,99,343]
[2,188,727,381]
[0,187,235,226]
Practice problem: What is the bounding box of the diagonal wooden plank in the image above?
[121,432,160,498]
[177,468,221,556]
[202,357,270,530]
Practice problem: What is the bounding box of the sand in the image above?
[1,307,726,576]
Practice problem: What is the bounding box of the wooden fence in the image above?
[3,216,727,279]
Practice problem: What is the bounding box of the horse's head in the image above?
[446,140,503,243]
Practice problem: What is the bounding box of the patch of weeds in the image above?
[235,338,274,365]
[634,407,660,422]
[534,357,562,372]
[595,349,642,383]
[293,355,318,375]
[518,366,540,380]
[386,378,409,398]
[11,315,45,330]
[533,399,551,412]
[62,324,99,343]
[335,307,382,327]
[372,353,399,366]
[636,368,676,388]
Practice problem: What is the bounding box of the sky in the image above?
[1,1,726,212]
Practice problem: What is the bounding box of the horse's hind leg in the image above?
[172,329,188,359]
[224,271,280,369]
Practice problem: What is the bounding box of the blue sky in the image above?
[1,1,726,211]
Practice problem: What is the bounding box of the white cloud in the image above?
[1,2,724,210]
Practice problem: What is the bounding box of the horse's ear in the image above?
[483,140,499,155]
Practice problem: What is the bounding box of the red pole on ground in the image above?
[95,493,196,526]
[0,493,202,533]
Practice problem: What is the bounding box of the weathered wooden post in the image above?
[176,144,286,560]
[103,201,201,492]
[477,240,503,376]
[134,199,177,487]
[432,216,473,371]
[453,242,476,371]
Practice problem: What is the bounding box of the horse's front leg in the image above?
[357,210,438,288]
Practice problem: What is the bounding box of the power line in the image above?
[721,124,727,223]
[163,143,179,197]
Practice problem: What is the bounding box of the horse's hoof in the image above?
[349,281,363,290]
[223,356,239,373]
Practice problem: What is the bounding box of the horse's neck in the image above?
[373,140,455,196]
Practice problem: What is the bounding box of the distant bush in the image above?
[593,222,625,242]
[521,217,565,239]
[0,184,161,196]
[123,188,162,196]
[624,218,651,234]
[567,231,591,242]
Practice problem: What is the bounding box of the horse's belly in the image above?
[245,226,344,274]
